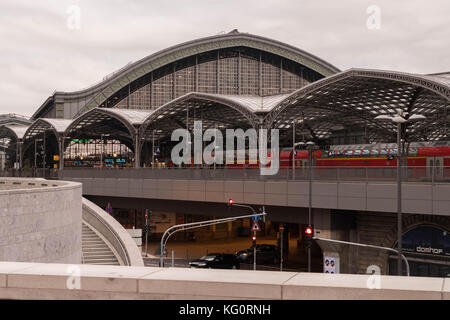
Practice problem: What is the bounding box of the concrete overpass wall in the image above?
[0,178,82,264]
[0,262,447,300]
[60,170,450,216]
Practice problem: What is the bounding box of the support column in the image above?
[59,136,65,170]
[18,140,23,169]
[134,132,141,168]
[258,51,262,96]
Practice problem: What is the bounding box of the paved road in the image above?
[143,257,309,272]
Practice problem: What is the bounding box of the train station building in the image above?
[1,30,449,277]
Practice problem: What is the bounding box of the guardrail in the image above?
[2,166,450,183]
[58,166,450,183]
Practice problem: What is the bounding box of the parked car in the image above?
[236,244,280,265]
[189,253,240,269]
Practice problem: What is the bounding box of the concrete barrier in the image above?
[0,262,447,300]
[0,178,82,264]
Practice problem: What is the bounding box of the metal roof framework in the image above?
[2,69,449,168]
[264,69,450,143]
[63,108,152,154]
[71,32,339,118]
[0,125,29,141]
[0,125,29,156]
[138,92,270,141]
[22,118,73,154]
[0,114,31,126]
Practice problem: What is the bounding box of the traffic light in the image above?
[304,225,314,248]
[228,199,234,206]
[252,235,256,248]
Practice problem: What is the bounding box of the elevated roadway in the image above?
[60,168,450,216]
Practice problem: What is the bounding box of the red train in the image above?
[280,144,450,168]
[217,142,450,181]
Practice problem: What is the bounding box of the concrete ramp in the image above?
[81,198,144,267]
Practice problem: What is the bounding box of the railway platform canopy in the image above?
[0,31,449,169]
[1,68,449,169]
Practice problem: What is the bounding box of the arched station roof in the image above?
[23,118,73,142]
[21,119,74,155]
[0,125,29,141]
[64,108,151,146]
[31,31,339,119]
[79,31,340,115]
[264,68,450,142]
[0,125,29,158]
[0,114,31,126]
[138,92,279,141]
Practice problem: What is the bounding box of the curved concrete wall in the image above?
[0,178,82,264]
[82,198,144,266]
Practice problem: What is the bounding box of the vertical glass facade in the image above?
[112,47,324,110]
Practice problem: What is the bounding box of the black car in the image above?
[236,244,280,265]
[189,253,240,269]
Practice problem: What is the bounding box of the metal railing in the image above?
[2,166,450,183]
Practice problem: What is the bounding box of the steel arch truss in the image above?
[64,108,146,146]
[265,69,450,143]
[76,32,339,117]
[22,119,73,155]
[139,92,260,142]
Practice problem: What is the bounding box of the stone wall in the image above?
[0,178,82,264]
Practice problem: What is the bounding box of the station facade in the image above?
[1,30,449,276]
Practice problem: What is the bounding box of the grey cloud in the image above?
[0,0,448,116]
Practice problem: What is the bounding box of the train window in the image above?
[379,149,388,156]
[388,148,397,156]
[345,150,353,157]
[408,148,418,156]
[320,151,329,158]
[328,151,336,158]
[336,150,344,158]
[370,149,379,157]
[354,150,362,157]
[362,150,370,157]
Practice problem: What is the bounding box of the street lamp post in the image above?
[42,131,46,177]
[100,134,110,168]
[306,141,315,273]
[34,138,43,176]
[375,111,426,276]
[295,140,315,272]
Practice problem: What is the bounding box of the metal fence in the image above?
[2,166,448,183]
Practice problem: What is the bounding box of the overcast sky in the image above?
[0,0,448,117]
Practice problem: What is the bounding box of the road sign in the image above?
[252,221,261,232]
[252,215,259,221]
[105,203,112,214]
[324,256,338,274]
